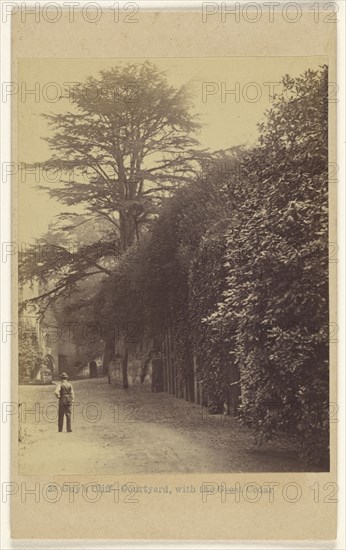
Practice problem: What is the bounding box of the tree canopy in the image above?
[20,61,202,310]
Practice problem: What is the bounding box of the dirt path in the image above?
[18,377,307,474]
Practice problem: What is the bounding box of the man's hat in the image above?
[60,372,69,379]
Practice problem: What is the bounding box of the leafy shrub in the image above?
[205,66,329,467]
[19,326,43,383]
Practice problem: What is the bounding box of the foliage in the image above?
[189,221,231,411]
[19,61,204,384]
[18,325,43,382]
[94,151,243,393]
[91,66,330,467]
[142,166,237,391]
[95,244,147,342]
[205,66,329,467]
[40,60,201,252]
[19,215,112,315]
[20,61,202,310]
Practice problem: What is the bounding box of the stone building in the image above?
[19,281,103,382]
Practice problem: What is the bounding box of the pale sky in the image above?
[17,56,327,242]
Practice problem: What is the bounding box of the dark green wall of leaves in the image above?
[96,66,329,468]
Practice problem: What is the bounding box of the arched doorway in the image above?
[89,361,97,378]
[44,354,54,374]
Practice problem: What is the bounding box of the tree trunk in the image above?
[122,346,129,389]
[118,207,137,389]
[103,332,115,378]
[119,211,137,251]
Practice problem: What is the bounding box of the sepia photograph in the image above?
[16,55,330,474]
[5,4,340,543]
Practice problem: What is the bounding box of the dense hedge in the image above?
[95,67,330,467]
[189,221,231,411]
[205,66,329,467]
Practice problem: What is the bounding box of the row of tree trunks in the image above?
[161,326,194,401]
[159,326,240,414]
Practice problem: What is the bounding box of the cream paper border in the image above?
[11,5,337,540]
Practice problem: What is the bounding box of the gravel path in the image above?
[18,377,308,474]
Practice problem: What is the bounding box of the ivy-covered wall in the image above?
[95,66,329,468]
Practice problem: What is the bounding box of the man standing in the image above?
[55,372,75,432]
